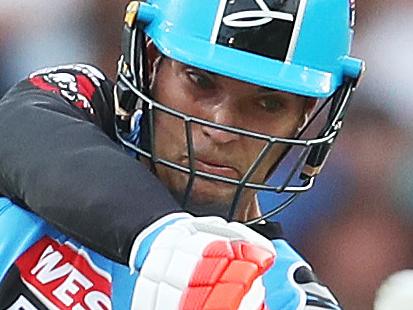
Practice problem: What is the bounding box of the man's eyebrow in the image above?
[257,86,278,93]
[256,87,304,100]
[184,63,215,76]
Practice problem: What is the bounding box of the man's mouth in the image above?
[192,158,241,180]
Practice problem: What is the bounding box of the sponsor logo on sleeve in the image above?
[15,236,112,310]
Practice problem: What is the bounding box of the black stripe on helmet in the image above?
[214,0,301,61]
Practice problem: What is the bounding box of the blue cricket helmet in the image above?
[136,0,363,97]
[115,0,365,223]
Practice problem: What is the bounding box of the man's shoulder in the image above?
[3,63,112,99]
[28,64,108,86]
[0,63,117,136]
[264,239,342,310]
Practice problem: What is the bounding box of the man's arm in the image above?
[0,198,277,309]
[0,64,181,263]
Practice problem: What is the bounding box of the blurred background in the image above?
[1,1,412,309]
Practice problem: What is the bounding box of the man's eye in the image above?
[258,98,284,113]
[186,70,214,89]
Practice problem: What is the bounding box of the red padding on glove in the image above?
[180,240,275,310]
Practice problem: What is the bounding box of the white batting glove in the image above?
[128,214,276,310]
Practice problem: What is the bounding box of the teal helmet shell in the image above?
[137,0,363,98]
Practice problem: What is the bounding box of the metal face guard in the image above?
[115,71,357,224]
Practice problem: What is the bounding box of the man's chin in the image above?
[185,200,232,218]
[162,170,252,217]
[170,184,236,218]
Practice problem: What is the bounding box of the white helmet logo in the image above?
[223,0,294,28]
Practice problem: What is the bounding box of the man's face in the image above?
[148,56,314,219]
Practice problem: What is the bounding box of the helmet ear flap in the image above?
[115,1,149,130]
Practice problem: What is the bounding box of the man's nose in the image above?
[201,103,241,144]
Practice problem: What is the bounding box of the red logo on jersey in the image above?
[16,236,112,310]
[29,71,96,115]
